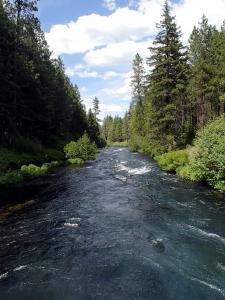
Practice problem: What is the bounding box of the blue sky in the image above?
[37,0,225,120]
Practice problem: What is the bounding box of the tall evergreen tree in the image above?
[131,53,145,106]
[130,53,146,136]
[146,0,188,150]
[188,16,220,128]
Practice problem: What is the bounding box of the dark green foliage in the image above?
[87,109,103,147]
[0,0,88,148]
[44,149,64,162]
[64,133,98,161]
[0,171,24,186]
[14,137,43,154]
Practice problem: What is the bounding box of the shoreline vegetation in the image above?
[0,133,99,188]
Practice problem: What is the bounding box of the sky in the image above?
[37,0,225,120]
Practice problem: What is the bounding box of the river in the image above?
[0,147,225,299]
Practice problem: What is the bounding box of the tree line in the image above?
[0,0,103,150]
[103,1,225,157]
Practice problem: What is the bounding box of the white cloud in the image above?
[76,70,99,78]
[100,103,124,112]
[103,0,117,11]
[99,103,129,120]
[100,71,132,102]
[45,7,156,57]
[138,0,225,42]
[66,64,134,80]
[46,0,225,58]
[84,40,151,67]
[172,0,225,41]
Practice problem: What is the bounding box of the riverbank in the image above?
[127,116,225,193]
[0,134,99,188]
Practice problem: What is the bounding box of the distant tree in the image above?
[131,53,146,107]
[93,96,100,117]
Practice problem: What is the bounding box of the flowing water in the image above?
[0,147,225,300]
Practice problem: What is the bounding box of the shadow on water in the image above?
[0,147,225,300]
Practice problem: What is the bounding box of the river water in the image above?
[0,147,225,300]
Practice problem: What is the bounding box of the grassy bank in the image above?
[0,133,98,187]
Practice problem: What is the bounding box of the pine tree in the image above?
[131,53,145,106]
[122,112,130,141]
[87,109,101,146]
[188,16,221,128]
[129,53,146,137]
[93,96,100,117]
[146,0,188,150]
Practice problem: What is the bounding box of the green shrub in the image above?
[21,164,46,177]
[182,116,225,191]
[156,150,189,173]
[0,171,24,186]
[64,133,97,161]
[176,164,204,182]
[68,158,84,165]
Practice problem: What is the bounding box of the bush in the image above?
[176,164,203,182]
[64,133,97,161]
[68,158,84,165]
[21,164,46,177]
[156,150,189,173]
[182,116,225,191]
[0,171,24,186]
